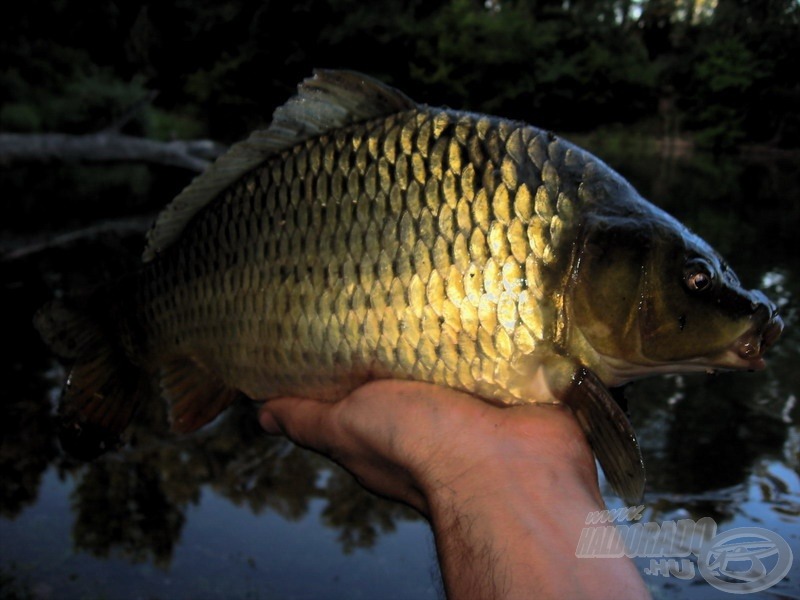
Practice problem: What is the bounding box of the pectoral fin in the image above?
[561,367,645,505]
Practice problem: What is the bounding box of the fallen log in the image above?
[1,215,155,261]
[0,132,225,173]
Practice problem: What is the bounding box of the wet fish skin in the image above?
[37,70,783,503]
[133,108,587,409]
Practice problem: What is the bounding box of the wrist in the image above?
[412,405,650,599]
[423,455,603,599]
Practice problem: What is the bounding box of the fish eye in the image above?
[684,259,715,292]
[687,272,711,291]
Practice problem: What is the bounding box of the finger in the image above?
[258,406,282,435]
[259,396,337,453]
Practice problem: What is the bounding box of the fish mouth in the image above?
[715,313,784,372]
[600,305,784,385]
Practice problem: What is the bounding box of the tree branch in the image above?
[0,132,226,172]
[1,215,155,261]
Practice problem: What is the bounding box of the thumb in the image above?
[258,397,337,452]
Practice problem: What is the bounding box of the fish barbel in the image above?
[36,70,784,503]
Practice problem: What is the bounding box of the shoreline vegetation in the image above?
[570,129,800,161]
[2,1,798,159]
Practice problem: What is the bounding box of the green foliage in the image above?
[1,0,798,148]
[694,40,757,94]
[145,107,206,141]
[0,31,153,134]
[0,103,42,132]
[405,0,550,108]
[314,0,655,130]
[54,69,152,134]
[688,39,760,150]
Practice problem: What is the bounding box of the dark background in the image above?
[1,0,798,152]
[2,2,799,598]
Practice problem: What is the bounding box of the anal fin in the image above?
[562,367,645,505]
[161,357,239,434]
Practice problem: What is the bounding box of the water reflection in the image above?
[2,379,421,570]
[1,151,799,598]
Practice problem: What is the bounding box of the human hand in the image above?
[258,380,650,599]
[258,379,601,517]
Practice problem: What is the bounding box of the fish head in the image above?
[569,211,783,386]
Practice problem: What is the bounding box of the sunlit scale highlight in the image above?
[137,108,580,405]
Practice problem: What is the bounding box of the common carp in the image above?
[36,70,783,503]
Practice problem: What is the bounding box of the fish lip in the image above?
[707,350,766,373]
[601,312,782,383]
[741,356,766,372]
[761,314,784,349]
[732,314,784,365]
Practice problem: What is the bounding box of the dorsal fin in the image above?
[142,69,416,262]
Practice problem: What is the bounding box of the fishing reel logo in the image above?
[576,508,793,594]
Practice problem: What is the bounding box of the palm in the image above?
[259,380,601,516]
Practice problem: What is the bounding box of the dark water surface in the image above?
[1,145,799,599]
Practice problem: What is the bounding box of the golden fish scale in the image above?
[137,108,589,405]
